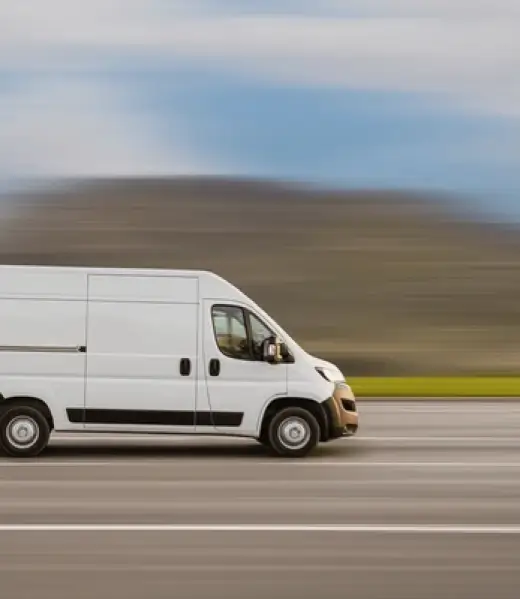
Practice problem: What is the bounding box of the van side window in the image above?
[211,305,278,361]
[211,306,251,361]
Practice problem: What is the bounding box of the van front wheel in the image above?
[0,405,50,458]
[267,407,320,458]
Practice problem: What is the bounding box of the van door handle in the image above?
[209,358,220,377]
[180,358,191,376]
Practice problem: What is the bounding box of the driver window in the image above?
[211,306,251,360]
[248,312,275,360]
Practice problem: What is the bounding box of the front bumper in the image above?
[323,383,359,439]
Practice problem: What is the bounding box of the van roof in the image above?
[0,264,251,304]
[0,264,217,278]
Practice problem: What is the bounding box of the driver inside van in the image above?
[213,306,272,361]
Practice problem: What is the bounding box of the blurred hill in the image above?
[0,177,519,376]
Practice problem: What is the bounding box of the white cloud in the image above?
[0,0,519,180]
[0,1,519,117]
[0,2,225,179]
[139,16,520,117]
[0,76,211,178]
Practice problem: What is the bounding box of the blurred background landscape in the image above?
[1,177,519,377]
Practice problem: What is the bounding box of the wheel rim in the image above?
[277,417,311,451]
[6,416,40,450]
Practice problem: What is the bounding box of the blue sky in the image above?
[0,1,519,221]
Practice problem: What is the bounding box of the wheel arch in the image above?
[0,395,54,430]
[258,396,331,443]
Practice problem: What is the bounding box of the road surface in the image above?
[1,400,520,599]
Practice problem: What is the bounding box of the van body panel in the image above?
[88,274,198,304]
[82,274,198,433]
[0,294,87,431]
[0,298,87,348]
[0,267,86,300]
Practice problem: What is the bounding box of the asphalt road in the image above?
[1,400,520,599]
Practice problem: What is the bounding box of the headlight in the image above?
[315,367,339,382]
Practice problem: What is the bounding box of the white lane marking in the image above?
[2,461,520,468]
[1,524,520,533]
[0,477,515,487]
[0,475,509,484]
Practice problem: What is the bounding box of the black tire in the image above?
[0,404,50,458]
[266,406,320,458]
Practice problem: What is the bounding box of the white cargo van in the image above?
[0,265,358,458]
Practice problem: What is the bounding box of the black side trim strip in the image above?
[196,411,244,427]
[67,409,243,427]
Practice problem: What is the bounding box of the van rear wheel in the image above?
[266,407,320,458]
[0,404,50,458]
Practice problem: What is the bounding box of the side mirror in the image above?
[262,336,282,364]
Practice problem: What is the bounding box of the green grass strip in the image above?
[348,377,520,397]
